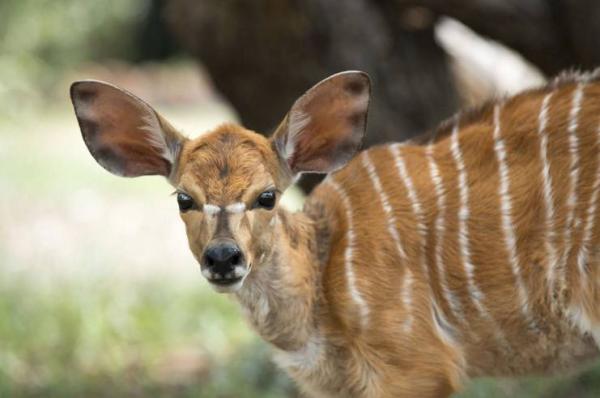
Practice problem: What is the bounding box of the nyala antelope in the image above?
[71,70,600,397]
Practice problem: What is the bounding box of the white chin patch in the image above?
[203,265,249,294]
[210,278,244,293]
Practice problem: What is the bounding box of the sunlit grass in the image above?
[0,270,293,398]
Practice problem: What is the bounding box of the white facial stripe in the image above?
[226,202,246,213]
[203,204,221,215]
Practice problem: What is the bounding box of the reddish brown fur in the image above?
[72,71,600,397]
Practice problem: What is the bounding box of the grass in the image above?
[0,271,293,398]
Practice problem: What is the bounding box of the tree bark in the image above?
[165,0,460,191]
[397,0,600,76]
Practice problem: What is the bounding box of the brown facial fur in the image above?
[175,124,289,269]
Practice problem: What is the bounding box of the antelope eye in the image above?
[177,192,195,212]
[255,191,276,210]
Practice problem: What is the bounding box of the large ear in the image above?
[70,80,186,180]
[271,71,370,175]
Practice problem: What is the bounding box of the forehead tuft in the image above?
[177,124,278,202]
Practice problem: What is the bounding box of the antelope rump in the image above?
[71,70,600,397]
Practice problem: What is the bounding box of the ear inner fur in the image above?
[70,80,186,180]
[272,71,371,175]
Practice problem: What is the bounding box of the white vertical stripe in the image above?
[426,145,466,324]
[493,104,537,329]
[401,265,414,332]
[361,152,412,331]
[450,119,509,346]
[388,146,459,346]
[576,123,600,275]
[326,178,370,329]
[563,83,585,279]
[537,93,559,293]
[568,121,600,344]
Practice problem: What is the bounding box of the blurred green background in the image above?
[2,0,600,397]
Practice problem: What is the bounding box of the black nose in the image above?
[203,241,244,277]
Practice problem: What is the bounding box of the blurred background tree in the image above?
[163,0,600,191]
[2,0,600,397]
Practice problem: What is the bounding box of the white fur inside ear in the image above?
[354,90,370,112]
[284,110,311,160]
[140,114,175,164]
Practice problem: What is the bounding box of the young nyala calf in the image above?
[71,70,600,397]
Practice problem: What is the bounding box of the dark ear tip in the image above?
[70,81,84,101]
[70,80,98,106]
[338,71,371,96]
[70,79,117,104]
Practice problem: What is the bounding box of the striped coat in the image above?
[298,71,600,396]
[71,69,600,398]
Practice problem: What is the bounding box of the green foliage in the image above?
[0,0,146,119]
[0,273,294,398]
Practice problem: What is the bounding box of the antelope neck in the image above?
[234,208,322,352]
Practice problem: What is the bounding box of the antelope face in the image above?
[70,71,370,293]
[174,127,287,292]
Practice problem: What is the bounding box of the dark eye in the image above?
[177,192,195,212]
[255,191,276,210]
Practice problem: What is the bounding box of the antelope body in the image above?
[71,70,600,397]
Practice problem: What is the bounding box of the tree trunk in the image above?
[397,0,600,76]
[165,0,459,191]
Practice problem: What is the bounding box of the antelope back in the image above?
[305,71,600,394]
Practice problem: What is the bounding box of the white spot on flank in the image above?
[563,83,585,278]
[226,202,246,213]
[493,104,537,330]
[426,145,466,324]
[450,119,509,346]
[203,204,221,215]
[537,93,559,293]
[361,152,411,330]
[327,178,370,329]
